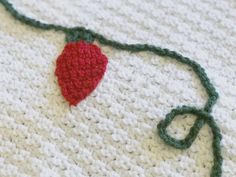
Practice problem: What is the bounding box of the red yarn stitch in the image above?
[55,41,108,106]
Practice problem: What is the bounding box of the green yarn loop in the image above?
[157,106,222,177]
[0,0,223,176]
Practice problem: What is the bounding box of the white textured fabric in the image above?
[0,0,236,176]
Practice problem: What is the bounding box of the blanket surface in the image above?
[0,0,236,176]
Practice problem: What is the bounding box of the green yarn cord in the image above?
[0,0,223,176]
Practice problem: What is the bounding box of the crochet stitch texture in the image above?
[0,0,236,177]
[55,41,108,106]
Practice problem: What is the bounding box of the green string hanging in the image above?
[0,0,223,176]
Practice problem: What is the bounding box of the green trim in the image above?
[0,0,223,176]
[65,29,95,43]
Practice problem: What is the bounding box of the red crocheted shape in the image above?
[55,41,108,106]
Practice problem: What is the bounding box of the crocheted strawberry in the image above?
[55,41,108,106]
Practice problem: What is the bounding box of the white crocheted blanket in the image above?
[0,0,236,176]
